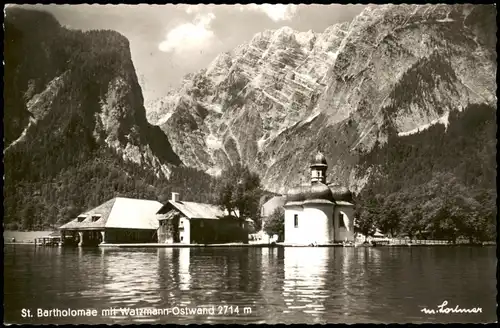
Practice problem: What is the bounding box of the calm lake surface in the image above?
[3,245,497,324]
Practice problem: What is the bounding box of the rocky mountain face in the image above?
[4,8,181,178]
[3,8,185,229]
[146,4,497,194]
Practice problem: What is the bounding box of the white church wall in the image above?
[334,206,355,242]
[284,205,303,244]
[303,204,333,244]
[284,203,333,244]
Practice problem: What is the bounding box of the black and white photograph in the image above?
[3,3,497,324]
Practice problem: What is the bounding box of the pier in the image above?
[34,236,62,247]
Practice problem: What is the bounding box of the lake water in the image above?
[3,245,497,324]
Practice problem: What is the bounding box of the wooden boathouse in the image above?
[58,197,163,246]
[156,192,251,244]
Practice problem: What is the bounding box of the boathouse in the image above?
[283,151,355,245]
[156,193,251,244]
[59,197,163,246]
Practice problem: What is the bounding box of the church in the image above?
[283,151,355,245]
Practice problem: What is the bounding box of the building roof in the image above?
[328,183,354,202]
[284,181,354,206]
[285,182,335,205]
[106,198,163,229]
[59,198,116,230]
[158,200,237,220]
[59,197,163,230]
[310,150,328,168]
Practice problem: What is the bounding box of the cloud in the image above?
[240,4,298,22]
[158,12,216,54]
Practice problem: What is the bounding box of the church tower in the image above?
[310,151,328,184]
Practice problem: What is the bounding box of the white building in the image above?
[283,151,355,245]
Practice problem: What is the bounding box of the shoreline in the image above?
[99,242,277,248]
[4,242,36,245]
[4,242,495,248]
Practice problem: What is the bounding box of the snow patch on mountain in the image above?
[398,112,450,137]
[145,4,496,192]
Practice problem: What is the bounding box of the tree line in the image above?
[355,103,496,243]
[261,171,496,244]
[354,173,496,243]
[4,142,268,231]
[259,104,497,244]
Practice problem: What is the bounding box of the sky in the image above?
[14,4,366,103]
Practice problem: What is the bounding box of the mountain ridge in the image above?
[145,3,497,194]
[3,7,193,230]
[3,5,496,230]
[4,7,182,177]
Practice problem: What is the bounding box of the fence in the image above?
[389,238,451,245]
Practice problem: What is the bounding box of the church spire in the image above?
[310,150,327,184]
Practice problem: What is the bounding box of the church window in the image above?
[294,214,299,228]
[339,213,345,228]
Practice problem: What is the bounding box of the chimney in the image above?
[171,192,180,202]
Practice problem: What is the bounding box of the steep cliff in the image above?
[3,8,184,229]
[4,8,181,175]
[146,4,497,194]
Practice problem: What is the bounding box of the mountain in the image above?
[4,5,496,230]
[3,8,208,230]
[4,8,181,174]
[146,4,497,194]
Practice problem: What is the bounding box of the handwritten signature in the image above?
[421,301,482,314]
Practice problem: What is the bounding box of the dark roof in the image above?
[310,151,328,167]
[328,183,354,202]
[59,198,116,230]
[285,182,335,205]
[157,200,238,220]
[284,182,354,206]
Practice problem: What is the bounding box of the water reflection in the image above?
[340,247,353,317]
[100,249,162,310]
[282,248,329,321]
[368,248,382,270]
[179,248,191,291]
[3,246,497,324]
[258,247,285,322]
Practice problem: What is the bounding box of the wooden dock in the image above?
[99,242,353,248]
[34,236,62,247]
[98,242,279,248]
[276,242,347,247]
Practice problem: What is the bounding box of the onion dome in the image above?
[310,150,328,168]
[329,184,353,202]
[285,185,308,203]
[286,183,336,205]
[305,182,335,202]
